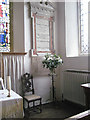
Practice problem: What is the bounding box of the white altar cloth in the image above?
[0,90,23,119]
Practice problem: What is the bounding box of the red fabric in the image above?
[0,5,3,17]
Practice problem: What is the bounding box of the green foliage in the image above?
[42,54,63,73]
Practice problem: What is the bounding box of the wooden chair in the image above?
[21,73,42,114]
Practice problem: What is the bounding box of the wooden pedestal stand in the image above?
[48,73,56,102]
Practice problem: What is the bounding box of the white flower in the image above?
[43,56,46,60]
[48,56,53,60]
[59,59,63,63]
[56,57,60,60]
[51,55,53,57]
[42,54,63,72]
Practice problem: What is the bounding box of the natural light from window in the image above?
[80,0,90,54]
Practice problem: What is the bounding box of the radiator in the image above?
[63,69,90,106]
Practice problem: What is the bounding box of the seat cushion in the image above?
[24,94,41,102]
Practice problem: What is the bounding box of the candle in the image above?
[7,76,11,90]
[0,77,4,90]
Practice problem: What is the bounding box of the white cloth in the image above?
[0,90,23,118]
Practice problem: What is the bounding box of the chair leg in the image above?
[33,101,35,111]
[40,98,42,113]
[28,102,29,109]
[23,100,30,118]
[33,101,35,107]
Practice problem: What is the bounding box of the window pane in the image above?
[0,0,10,52]
[80,1,88,54]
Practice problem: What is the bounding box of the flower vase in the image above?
[49,69,55,75]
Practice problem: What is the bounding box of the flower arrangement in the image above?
[42,54,63,74]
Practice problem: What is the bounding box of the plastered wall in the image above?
[56,2,88,100]
[12,2,88,103]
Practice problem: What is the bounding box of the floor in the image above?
[24,100,85,119]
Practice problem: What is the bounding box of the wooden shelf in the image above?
[0,52,27,55]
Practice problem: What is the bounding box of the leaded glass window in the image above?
[80,0,90,54]
[0,0,10,52]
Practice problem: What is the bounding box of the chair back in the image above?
[21,73,34,96]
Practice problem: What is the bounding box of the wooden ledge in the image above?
[0,52,27,55]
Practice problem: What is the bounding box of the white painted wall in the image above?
[13,2,53,104]
[13,2,24,52]
[12,2,88,103]
[33,75,52,104]
[13,2,31,74]
[24,2,31,73]
[56,2,88,100]
[24,3,52,104]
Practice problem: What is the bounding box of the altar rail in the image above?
[0,52,26,94]
[63,69,90,106]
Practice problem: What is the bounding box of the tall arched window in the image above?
[0,0,10,52]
